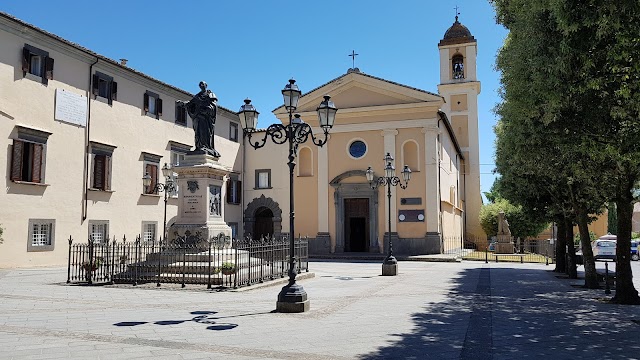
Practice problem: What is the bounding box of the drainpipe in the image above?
[83,57,99,222]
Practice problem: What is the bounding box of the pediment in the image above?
[274,71,443,116]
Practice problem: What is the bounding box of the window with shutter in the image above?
[175,102,187,126]
[93,72,117,105]
[11,140,45,183]
[22,45,53,84]
[145,163,158,194]
[144,91,160,117]
[90,142,116,191]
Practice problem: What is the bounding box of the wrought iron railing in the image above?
[67,234,309,288]
[442,235,554,264]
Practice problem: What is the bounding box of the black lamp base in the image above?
[276,283,310,313]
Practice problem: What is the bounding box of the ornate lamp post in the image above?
[142,163,177,241]
[366,153,411,276]
[238,79,337,313]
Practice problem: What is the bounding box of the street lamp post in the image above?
[366,153,411,276]
[238,79,337,313]
[142,163,177,241]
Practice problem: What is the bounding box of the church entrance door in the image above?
[253,206,274,239]
[344,198,369,252]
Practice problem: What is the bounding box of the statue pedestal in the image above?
[167,153,232,245]
[495,233,514,254]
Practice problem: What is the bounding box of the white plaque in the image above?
[55,89,87,127]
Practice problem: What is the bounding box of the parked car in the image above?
[632,240,639,261]
[592,239,616,261]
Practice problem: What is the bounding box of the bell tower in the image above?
[437,15,484,240]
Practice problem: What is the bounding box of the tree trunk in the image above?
[611,180,640,304]
[577,208,598,288]
[565,218,578,279]
[554,218,567,273]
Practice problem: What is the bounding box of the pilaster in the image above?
[381,129,398,232]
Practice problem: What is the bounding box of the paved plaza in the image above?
[1,260,640,359]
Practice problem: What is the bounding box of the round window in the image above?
[349,140,367,158]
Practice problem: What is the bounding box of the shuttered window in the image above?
[10,139,44,183]
[175,102,187,126]
[22,44,54,84]
[144,91,162,119]
[90,142,115,191]
[145,163,158,194]
[226,178,242,204]
[92,72,117,105]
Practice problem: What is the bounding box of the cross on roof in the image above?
[348,50,359,69]
[454,5,460,21]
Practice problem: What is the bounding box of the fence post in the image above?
[156,236,163,287]
[234,237,239,289]
[111,236,116,283]
[485,246,488,264]
[181,244,187,288]
[207,236,213,289]
[66,236,73,283]
[87,237,94,285]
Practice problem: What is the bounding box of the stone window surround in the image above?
[27,219,55,252]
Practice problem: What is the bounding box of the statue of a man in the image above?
[180,81,219,157]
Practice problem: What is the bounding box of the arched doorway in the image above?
[253,207,274,239]
[244,194,283,240]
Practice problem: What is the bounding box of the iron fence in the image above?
[67,234,309,288]
[442,235,554,264]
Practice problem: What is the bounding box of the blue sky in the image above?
[2,1,507,200]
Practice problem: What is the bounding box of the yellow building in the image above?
[243,16,484,255]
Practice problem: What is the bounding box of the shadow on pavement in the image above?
[113,310,272,331]
[359,266,640,359]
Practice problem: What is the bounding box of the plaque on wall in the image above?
[54,89,87,127]
[400,197,422,205]
[398,209,425,222]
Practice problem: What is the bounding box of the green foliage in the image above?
[573,231,596,246]
[479,198,548,239]
[632,232,640,239]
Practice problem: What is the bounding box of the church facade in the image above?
[244,17,484,255]
[0,11,483,267]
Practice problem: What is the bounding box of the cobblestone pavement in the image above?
[1,260,640,359]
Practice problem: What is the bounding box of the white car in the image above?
[592,239,616,261]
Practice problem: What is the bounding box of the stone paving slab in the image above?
[1,261,640,359]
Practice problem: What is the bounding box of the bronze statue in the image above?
[180,81,219,157]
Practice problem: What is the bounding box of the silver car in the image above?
[592,239,616,261]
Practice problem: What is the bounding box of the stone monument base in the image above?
[495,234,514,254]
[168,222,232,247]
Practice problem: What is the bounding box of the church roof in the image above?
[272,69,441,113]
[438,16,476,46]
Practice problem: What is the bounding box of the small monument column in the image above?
[168,81,232,244]
[495,211,514,254]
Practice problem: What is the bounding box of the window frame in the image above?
[175,101,188,126]
[142,221,158,243]
[10,126,51,185]
[142,152,162,195]
[226,175,242,205]
[255,169,271,189]
[92,71,118,105]
[22,44,54,84]
[27,219,55,252]
[229,122,239,142]
[169,142,190,197]
[144,90,163,119]
[228,222,238,240]
[89,142,116,191]
[88,220,109,244]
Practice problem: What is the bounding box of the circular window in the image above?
[348,140,367,158]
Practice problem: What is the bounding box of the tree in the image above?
[479,198,548,240]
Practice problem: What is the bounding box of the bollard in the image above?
[605,262,611,295]
[67,236,73,283]
[485,246,488,264]
[545,249,549,266]
[521,254,524,264]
